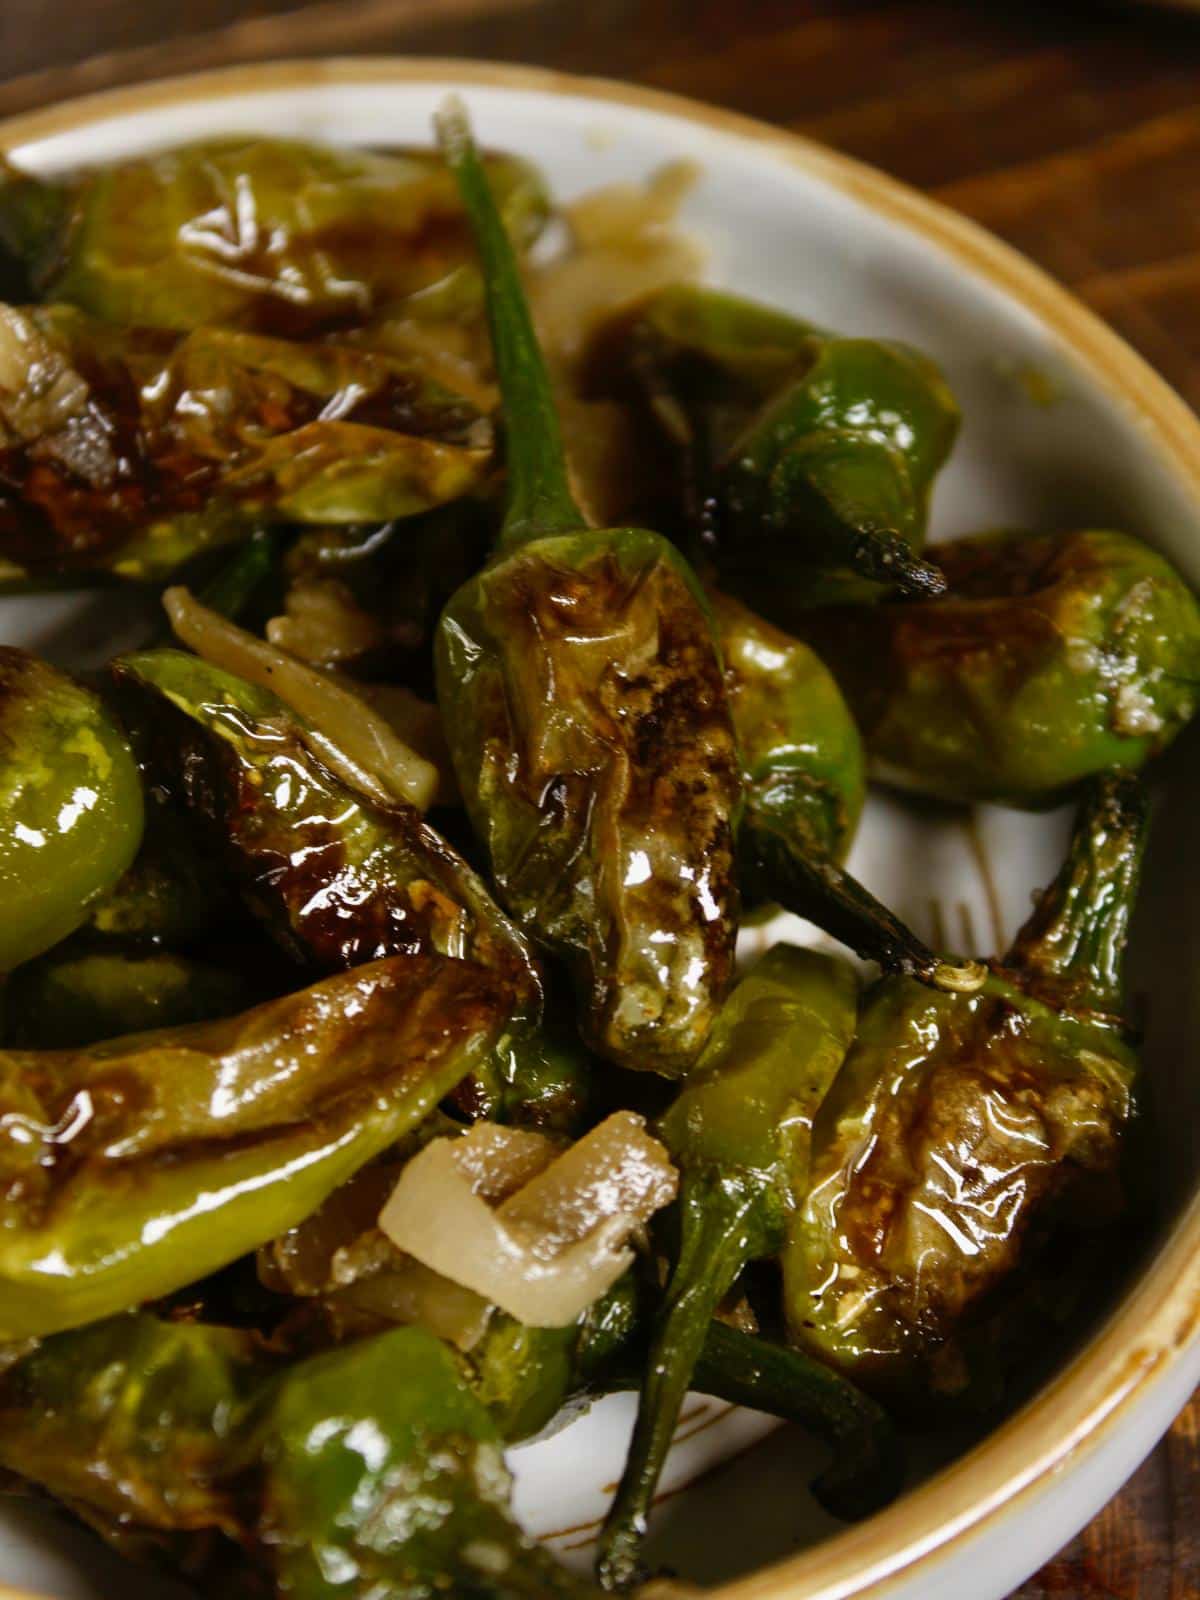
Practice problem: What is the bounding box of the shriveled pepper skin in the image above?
[587,283,956,602]
[116,649,541,1013]
[597,945,858,1589]
[434,106,741,1077]
[799,528,1200,806]
[0,304,491,587]
[0,954,507,1338]
[0,138,549,334]
[0,647,143,970]
[784,775,1148,1395]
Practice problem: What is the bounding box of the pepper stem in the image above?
[435,98,584,553]
[744,812,985,993]
[595,1176,759,1592]
[1004,772,1150,1020]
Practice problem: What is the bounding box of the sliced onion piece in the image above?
[378,1112,677,1328]
[164,585,438,811]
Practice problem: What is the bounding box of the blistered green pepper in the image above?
[433,105,741,1076]
[784,774,1148,1395]
[597,944,858,1590]
[0,647,143,970]
[0,304,492,586]
[0,137,549,333]
[797,528,1200,805]
[116,648,541,1011]
[3,945,257,1047]
[588,283,956,602]
[717,590,974,988]
[0,1317,599,1597]
[0,953,506,1338]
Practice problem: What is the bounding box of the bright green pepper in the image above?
[3,945,258,1047]
[717,591,982,990]
[0,647,143,970]
[587,283,956,602]
[0,953,507,1338]
[433,106,741,1077]
[116,648,541,1011]
[0,304,492,587]
[597,944,858,1590]
[784,774,1148,1396]
[797,528,1200,806]
[0,137,550,334]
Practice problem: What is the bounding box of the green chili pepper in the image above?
[0,304,492,587]
[716,589,974,989]
[3,944,258,1047]
[0,1317,600,1597]
[596,944,858,1590]
[433,103,741,1077]
[783,774,1148,1396]
[116,648,542,1012]
[0,137,550,334]
[797,528,1200,805]
[0,647,143,971]
[587,283,956,602]
[0,953,507,1338]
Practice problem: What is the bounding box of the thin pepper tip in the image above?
[433,94,472,165]
[931,957,987,994]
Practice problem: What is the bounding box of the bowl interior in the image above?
[1,66,1198,1600]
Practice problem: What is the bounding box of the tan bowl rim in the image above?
[1,55,1199,1600]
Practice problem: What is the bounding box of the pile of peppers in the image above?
[0,97,1194,1600]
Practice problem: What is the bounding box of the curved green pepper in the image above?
[115,648,541,1013]
[717,591,982,990]
[0,647,143,970]
[0,304,492,586]
[597,944,857,1589]
[587,283,956,602]
[3,945,258,1047]
[797,528,1200,805]
[0,137,550,334]
[433,105,741,1077]
[784,774,1148,1396]
[0,953,507,1338]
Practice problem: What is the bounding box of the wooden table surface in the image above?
[1,1,1197,1594]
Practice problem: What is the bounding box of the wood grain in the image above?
[1,1,1197,1595]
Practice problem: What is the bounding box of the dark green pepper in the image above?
[0,137,550,334]
[0,953,506,1338]
[797,528,1200,805]
[717,589,978,988]
[0,646,143,970]
[433,105,741,1076]
[597,944,858,1590]
[784,774,1148,1395]
[0,1316,599,1597]
[587,283,956,602]
[0,304,492,586]
[3,944,257,1046]
[115,648,541,1011]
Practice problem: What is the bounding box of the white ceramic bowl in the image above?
[1,59,1198,1600]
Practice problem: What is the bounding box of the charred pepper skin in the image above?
[433,105,741,1077]
[0,647,143,971]
[587,283,956,602]
[798,528,1200,806]
[783,775,1149,1397]
[0,955,507,1339]
[0,137,550,334]
[115,648,541,1013]
[596,945,858,1591]
[0,304,492,588]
